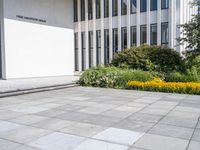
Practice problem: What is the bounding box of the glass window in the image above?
[88,0,93,20]
[89,31,93,68]
[81,32,86,71]
[151,0,157,11]
[140,0,147,12]
[104,0,109,18]
[74,33,79,71]
[161,22,169,45]
[96,0,101,19]
[131,26,137,47]
[122,27,127,49]
[74,0,78,22]
[130,0,137,14]
[140,25,147,44]
[81,0,85,21]
[96,30,101,65]
[113,28,118,54]
[121,0,127,15]
[150,24,157,45]
[161,0,169,9]
[104,29,109,64]
[112,0,118,16]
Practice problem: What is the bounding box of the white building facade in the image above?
[74,0,197,72]
[0,0,198,79]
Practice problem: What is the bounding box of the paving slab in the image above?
[192,129,200,142]
[0,139,21,150]
[187,141,200,150]
[128,113,163,123]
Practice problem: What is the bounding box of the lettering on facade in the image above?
[16,15,46,23]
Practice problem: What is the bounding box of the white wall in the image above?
[3,0,74,79]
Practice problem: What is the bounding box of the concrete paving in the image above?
[0,86,199,150]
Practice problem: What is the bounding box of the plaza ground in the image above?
[0,87,199,150]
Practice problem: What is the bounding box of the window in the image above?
[81,32,86,71]
[131,26,137,47]
[104,29,109,64]
[89,31,93,68]
[140,25,147,44]
[150,24,157,45]
[81,0,85,21]
[112,0,118,16]
[122,27,127,49]
[151,0,157,11]
[96,0,101,19]
[104,0,109,17]
[161,22,169,45]
[130,0,137,14]
[74,33,79,71]
[161,0,169,9]
[113,28,118,54]
[88,0,93,20]
[121,0,127,15]
[140,0,147,12]
[74,0,78,22]
[96,30,101,65]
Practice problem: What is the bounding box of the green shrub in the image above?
[79,66,154,88]
[185,55,200,74]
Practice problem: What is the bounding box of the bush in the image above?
[111,45,184,73]
[79,66,154,88]
[185,55,200,74]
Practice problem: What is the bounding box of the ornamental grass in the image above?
[127,78,200,95]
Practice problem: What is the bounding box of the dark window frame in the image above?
[140,0,147,12]
[96,30,101,65]
[74,0,78,22]
[96,0,101,19]
[121,27,127,50]
[88,0,93,20]
[104,29,110,64]
[112,28,118,54]
[81,0,85,21]
[140,25,147,44]
[74,33,79,71]
[150,0,157,11]
[161,0,169,9]
[112,0,118,16]
[131,26,137,47]
[130,0,137,14]
[104,0,109,18]
[150,23,158,45]
[161,22,169,45]
[121,0,127,15]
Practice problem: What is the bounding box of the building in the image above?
[0,0,198,79]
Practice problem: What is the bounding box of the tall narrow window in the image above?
[74,0,78,22]
[89,31,93,68]
[131,26,137,47]
[88,0,93,20]
[81,32,86,71]
[150,24,157,45]
[121,0,127,15]
[96,0,101,19]
[151,0,157,11]
[74,33,79,71]
[81,0,85,21]
[140,25,147,44]
[161,0,169,9]
[113,28,118,54]
[104,0,109,17]
[112,0,118,16]
[104,29,109,64]
[140,0,147,12]
[130,0,137,14]
[161,22,169,46]
[122,27,127,49]
[96,30,101,65]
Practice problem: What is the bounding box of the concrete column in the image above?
[157,0,161,45]
[109,0,113,62]
[147,0,151,45]
[77,0,82,71]
[100,0,104,64]
[169,0,176,49]
[118,0,122,51]
[127,0,131,48]
[93,0,97,66]
[85,0,89,69]
[136,0,140,46]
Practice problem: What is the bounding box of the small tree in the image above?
[177,0,200,58]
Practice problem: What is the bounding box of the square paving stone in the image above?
[0,139,21,150]
[0,126,51,143]
[60,122,106,137]
[0,121,23,133]
[11,115,49,125]
[114,106,143,113]
[149,124,194,140]
[192,129,200,142]
[173,106,200,114]
[15,145,41,150]
[128,113,163,123]
[78,107,109,115]
[28,132,85,150]
[93,128,144,145]
[34,109,66,117]
[128,147,146,150]
[7,106,50,114]
[140,108,170,116]
[188,141,200,150]
[0,110,24,120]
[197,121,200,129]
[134,134,189,150]
[72,139,128,150]
[101,110,133,119]
[167,110,199,120]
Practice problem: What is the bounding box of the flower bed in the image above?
[126,78,200,95]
